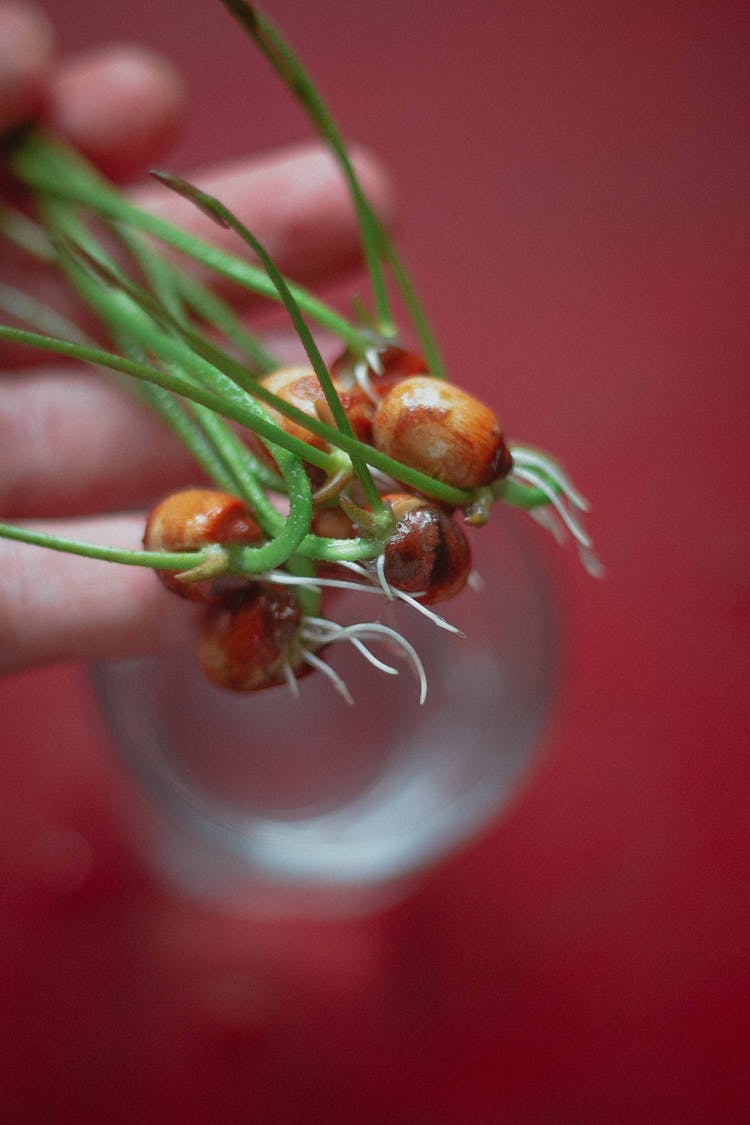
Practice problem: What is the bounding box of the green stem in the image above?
[122,298,333,471]
[1,313,316,570]
[115,220,278,374]
[0,520,210,571]
[189,406,285,534]
[141,387,242,493]
[0,317,474,507]
[39,202,266,496]
[380,241,446,379]
[223,1,395,336]
[0,324,331,471]
[294,535,383,562]
[0,282,90,343]
[0,202,54,260]
[28,163,465,510]
[3,200,333,494]
[109,222,286,503]
[236,430,314,573]
[0,251,238,497]
[223,1,446,377]
[493,477,552,510]
[152,170,384,512]
[51,236,472,509]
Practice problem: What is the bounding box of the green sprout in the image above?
[0,2,599,700]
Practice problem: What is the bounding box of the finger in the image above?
[0,2,52,137]
[0,514,200,675]
[1,142,394,367]
[0,320,336,520]
[0,367,201,518]
[137,142,395,292]
[47,44,187,183]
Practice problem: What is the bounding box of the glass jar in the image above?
[94,512,555,916]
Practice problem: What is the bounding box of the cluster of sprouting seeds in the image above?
[0,2,600,704]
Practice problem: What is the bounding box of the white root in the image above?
[259,569,389,598]
[467,568,486,594]
[510,446,590,511]
[282,660,300,698]
[511,465,593,549]
[354,359,381,406]
[375,552,394,599]
[328,621,428,704]
[348,636,399,675]
[578,543,607,579]
[389,587,464,636]
[521,484,605,577]
[300,617,428,704]
[301,649,354,705]
[363,346,385,377]
[528,503,566,545]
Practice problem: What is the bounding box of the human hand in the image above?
[0,2,392,675]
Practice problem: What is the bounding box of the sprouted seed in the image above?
[0,1,601,704]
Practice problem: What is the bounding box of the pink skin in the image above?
[0,3,393,676]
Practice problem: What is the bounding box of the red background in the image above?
[1,1,749,1121]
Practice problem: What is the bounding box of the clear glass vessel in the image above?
[94,513,556,916]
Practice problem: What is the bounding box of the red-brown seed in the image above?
[199,583,304,692]
[261,366,373,445]
[255,366,373,484]
[372,376,511,491]
[330,345,428,397]
[144,488,263,602]
[259,366,332,454]
[381,492,472,605]
[376,346,430,381]
[311,506,356,541]
[313,382,373,443]
[310,505,357,584]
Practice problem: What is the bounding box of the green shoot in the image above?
[223,1,446,378]
[10,133,373,356]
[220,0,395,337]
[150,169,386,514]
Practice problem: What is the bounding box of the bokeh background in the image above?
[1,1,748,1121]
